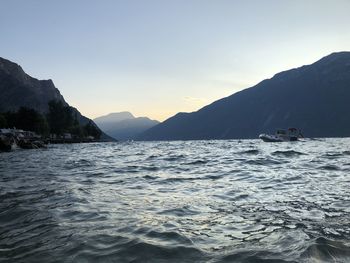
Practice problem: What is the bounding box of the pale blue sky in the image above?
[1,0,349,120]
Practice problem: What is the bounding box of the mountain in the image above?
[138,51,350,140]
[0,57,112,141]
[94,112,134,124]
[94,112,159,140]
[0,57,65,113]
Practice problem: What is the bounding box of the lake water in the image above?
[1,139,350,262]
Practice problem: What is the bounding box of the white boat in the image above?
[259,128,303,142]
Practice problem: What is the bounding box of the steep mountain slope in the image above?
[138,52,350,140]
[0,57,112,140]
[94,112,159,140]
[0,57,65,113]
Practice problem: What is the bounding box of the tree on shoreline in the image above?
[1,101,102,139]
[47,100,73,135]
[0,113,6,128]
[16,107,49,135]
[83,121,101,139]
[1,107,49,135]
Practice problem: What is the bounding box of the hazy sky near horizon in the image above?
[1,0,350,121]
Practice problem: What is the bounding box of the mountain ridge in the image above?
[94,112,135,124]
[138,51,350,140]
[0,57,67,113]
[0,57,112,141]
[94,112,159,140]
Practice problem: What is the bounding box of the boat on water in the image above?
[259,128,303,142]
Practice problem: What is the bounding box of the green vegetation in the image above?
[47,100,74,135]
[83,121,102,139]
[0,100,101,139]
[2,107,49,135]
[0,113,7,127]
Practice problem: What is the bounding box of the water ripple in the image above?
[1,138,350,262]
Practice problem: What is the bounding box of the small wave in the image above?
[284,175,303,182]
[319,165,340,171]
[239,149,260,155]
[204,174,224,180]
[158,206,200,216]
[159,177,198,184]
[324,152,343,158]
[146,154,159,160]
[116,240,205,262]
[231,193,250,201]
[245,158,282,165]
[64,158,96,168]
[322,152,349,160]
[145,230,194,245]
[219,249,295,262]
[271,150,306,157]
[3,138,350,262]
[0,206,33,226]
[185,160,208,165]
[113,168,138,174]
[163,154,186,161]
[141,166,160,171]
[143,175,158,180]
[301,237,350,262]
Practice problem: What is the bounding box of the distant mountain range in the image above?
[94,112,159,140]
[138,51,350,140]
[0,57,112,141]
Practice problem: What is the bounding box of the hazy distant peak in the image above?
[94,111,135,124]
[94,112,160,140]
[107,111,135,119]
[117,116,159,125]
[134,116,158,122]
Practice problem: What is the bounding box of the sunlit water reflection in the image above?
[1,139,350,262]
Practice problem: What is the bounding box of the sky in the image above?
[1,0,350,121]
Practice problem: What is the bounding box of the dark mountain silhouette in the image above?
[138,51,350,140]
[0,57,112,141]
[94,112,159,140]
[0,57,65,113]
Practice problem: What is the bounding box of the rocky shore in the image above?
[0,134,47,152]
[0,128,101,152]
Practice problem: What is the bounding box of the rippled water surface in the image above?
[1,139,350,262]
